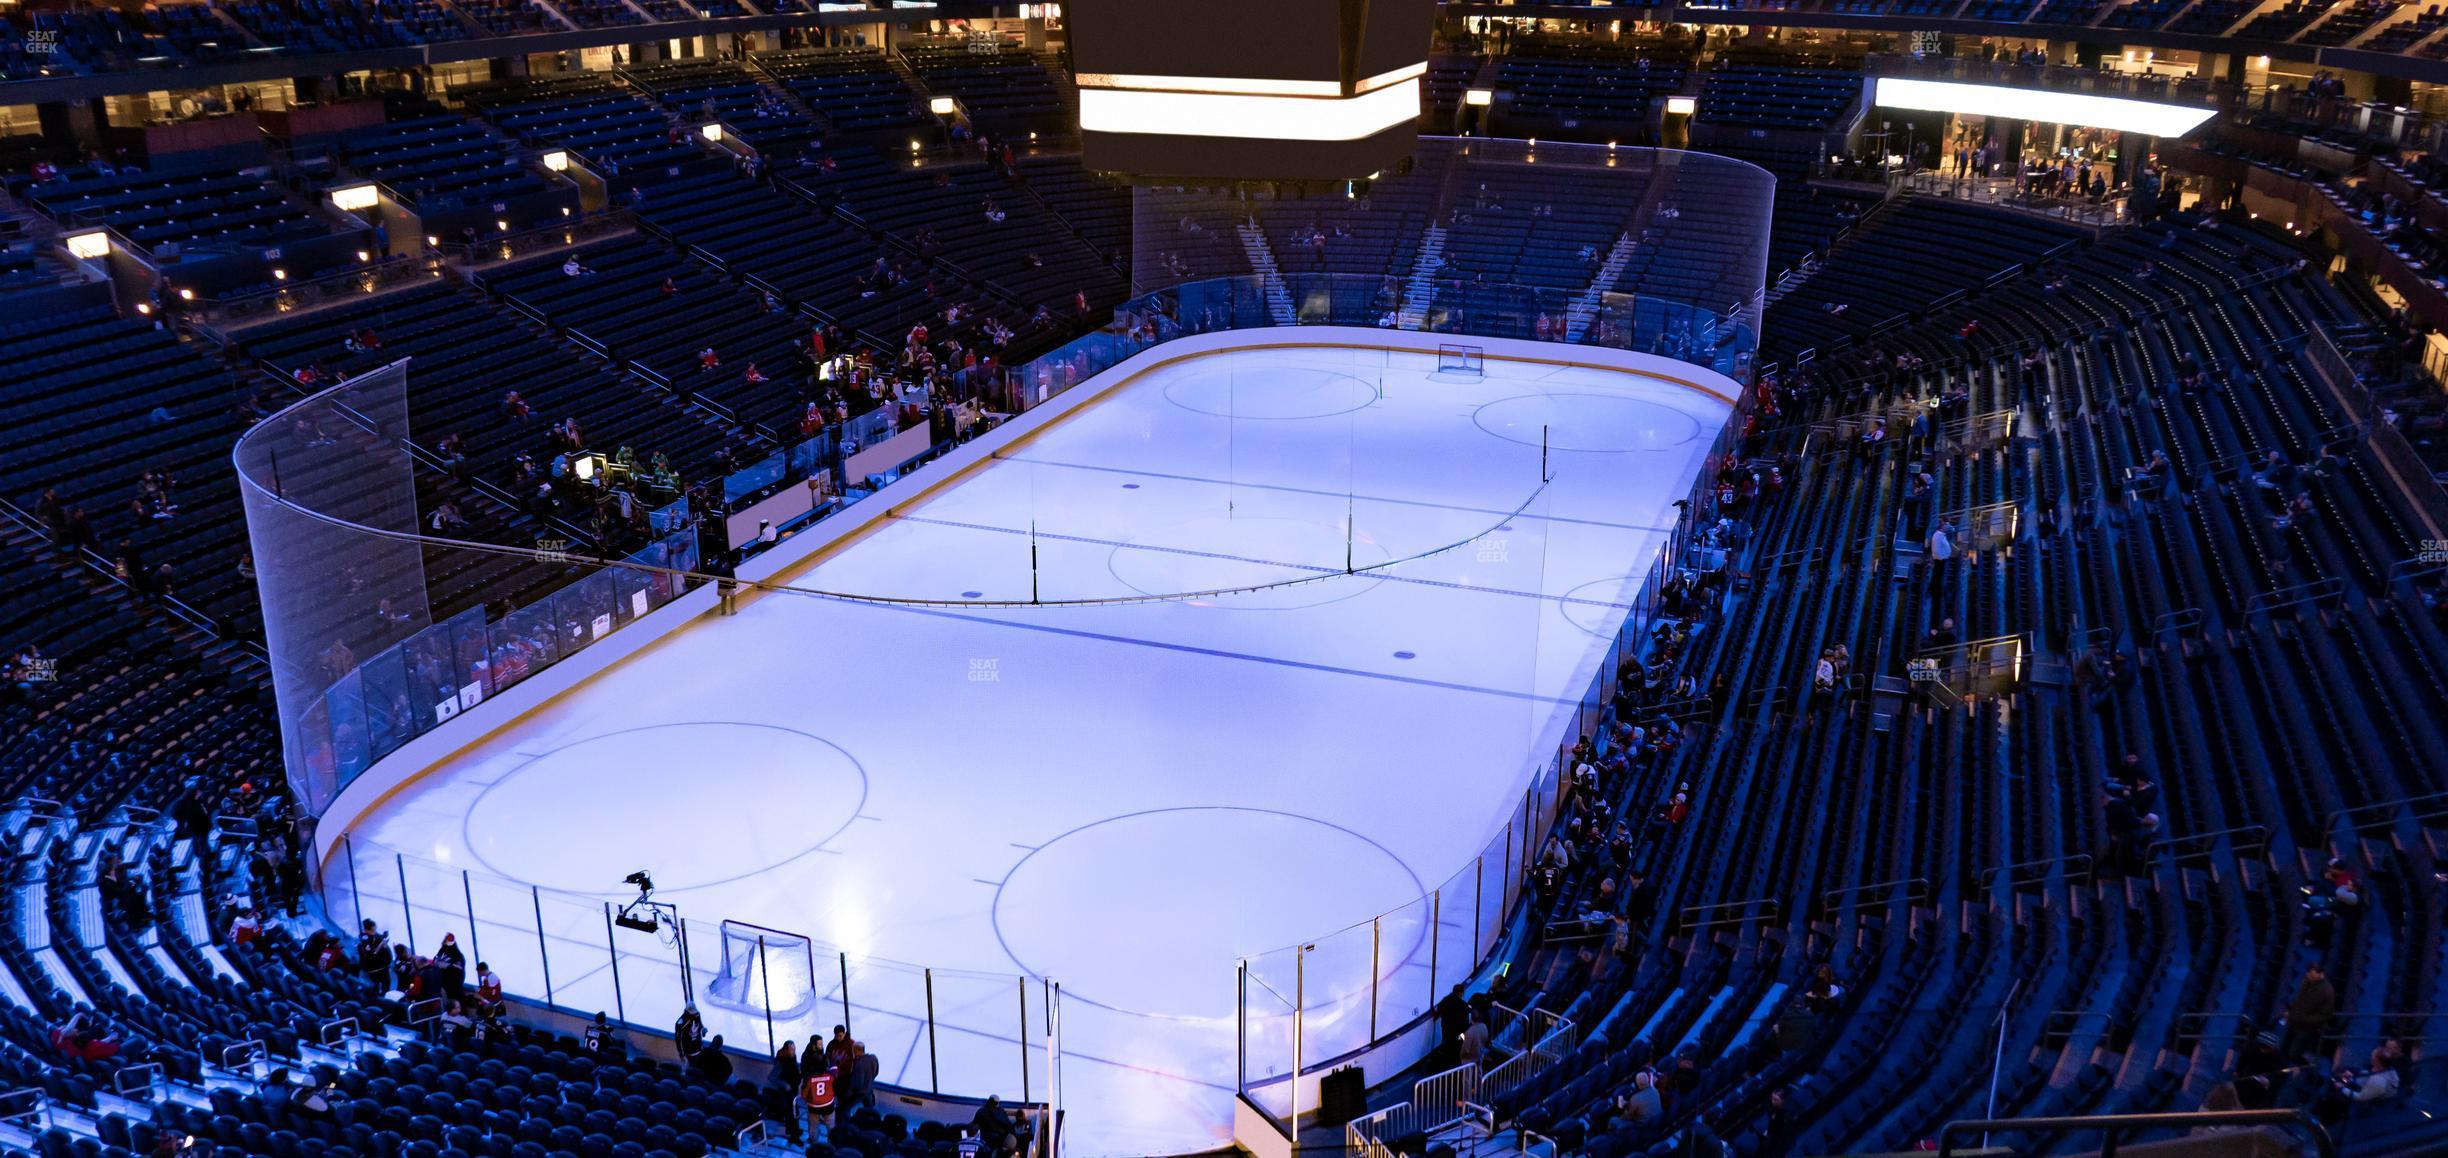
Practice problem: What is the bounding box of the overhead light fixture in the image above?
[329,184,380,211]
[65,231,111,260]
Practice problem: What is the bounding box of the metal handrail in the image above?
[2245,576,2348,615]
[1677,898,1780,932]
[1980,853,2094,889]
[1822,877,1932,913]
[111,1063,163,1101]
[2326,790,2448,848]
[219,1039,267,1072]
[2145,824,2270,863]
[0,1088,41,1130]
[434,210,635,268]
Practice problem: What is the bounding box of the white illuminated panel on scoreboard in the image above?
[1079,79,1423,142]
[1069,0,1435,179]
[1874,77,2217,137]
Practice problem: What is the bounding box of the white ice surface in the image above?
[342,345,1728,1154]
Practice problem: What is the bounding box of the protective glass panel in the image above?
[491,600,559,693]
[1238,966,1299,1127]
[235,360,430,809]
[358,647,411,762]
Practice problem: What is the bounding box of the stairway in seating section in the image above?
[1035,51,1079,119]
[1396,224,1448,330]
[1237,222,1300,325]
[1564,230,1637,343]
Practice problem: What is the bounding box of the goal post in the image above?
[1435,343,1486,377]
[706,920,820,1021]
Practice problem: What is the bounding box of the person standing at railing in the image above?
[691,1034,735,1084]
[2279,965,2336,1062]
[356,919,389,990]
[1435,984,1471,1066]
[842,1041,879,1112]
[801,1058,839,1143]
[771,1040,804,1142]
[473,962,502,1018]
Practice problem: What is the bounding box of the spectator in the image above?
[845,1040,880,1111]
[2344,1045,2403,1103]
[973,1094,1018,1153]
[1927,520,1956,567]
[801,1057,839,1142]
[1618,1070,1664,1124]
[583,1010,619,1056]
[691,1033,734,1083]
[356,919,389,989]
[51,1009,119,1061]
[1925,617,1959,650]
[2193,1081,2246,1133]
[772,1040,804,1141]
[1803,964,1844,1015]
[2281,965,2335,1060]
[433,933,466,995]
[675,1003,707,1060]
[473,961,503,1016]
[1436,984,1471,1064]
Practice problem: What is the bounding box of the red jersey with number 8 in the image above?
[802,1072,836,1109]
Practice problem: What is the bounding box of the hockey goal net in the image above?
[1435,343,1487,377]
[706,920,819,1019]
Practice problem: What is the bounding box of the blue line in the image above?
[1005,455,1679,535]
[848,598,1588,706]
[893,514,1650,614]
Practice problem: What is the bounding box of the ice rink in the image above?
[337,338,1731,1154]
